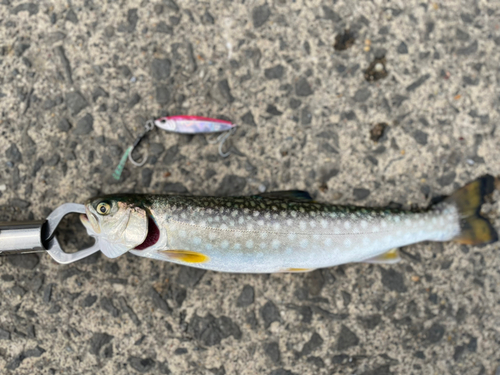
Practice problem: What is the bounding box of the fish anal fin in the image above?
[278,268,316,273]
[159,250,209,263]
[362,249,401,264]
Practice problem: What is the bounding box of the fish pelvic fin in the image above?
[159,250,209,263]
[445,175,498,246]
[362,249,401,264]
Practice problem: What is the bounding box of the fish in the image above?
[80,176,498,273]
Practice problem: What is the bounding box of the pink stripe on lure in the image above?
[154,116,236,134]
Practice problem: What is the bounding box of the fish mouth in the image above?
[80,213,99,234]
[134,216,160,250]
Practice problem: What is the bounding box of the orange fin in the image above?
[362,249,401,264]
[159,250,209,263]
[445,175,498,245]
[279,268,316,273]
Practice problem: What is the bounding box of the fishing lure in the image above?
[78,176,498,273]
[113,116,238,180]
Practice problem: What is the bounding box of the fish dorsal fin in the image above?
[255,190,313,201]
[362,249,401,264]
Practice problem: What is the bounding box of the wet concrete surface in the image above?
[1,1,500,374]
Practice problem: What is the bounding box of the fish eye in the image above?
[96,202,111,215]
[160,119,166,123]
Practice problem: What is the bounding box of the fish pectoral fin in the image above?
[362,249,401,264]
[278,268,316,273]
[158,250,209,264]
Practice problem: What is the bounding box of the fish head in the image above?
[80,195,149,258]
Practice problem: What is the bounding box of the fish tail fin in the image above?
[444,175,498,245]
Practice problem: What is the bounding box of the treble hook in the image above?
[207,127,237,158]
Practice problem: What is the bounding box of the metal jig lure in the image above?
[113,116,238,180]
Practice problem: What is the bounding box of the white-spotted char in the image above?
[81,177,498,273]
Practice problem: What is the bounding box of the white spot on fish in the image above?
[394,216,401,223]
[181,213,187,219]
[246,240,254,249]
[265,213,271,219]
[381,221,388,228]
[285,248,292,255]
[324,238,333,247]
[234,243,241,250]
[300,239,309,248]
[344,221,351,230]
[260,242,266,249]
[256,252,264,258]
[299,221,307,230]
[205,244,213,250]
[344,239,352,247]
[431,217,437,224]
[232,210,238,217]
[221,240,229,249]
[272,239,280,249]
[333,227,341,234]
[258,220,264,226]
[209,232,216,240]
[273,223,281,231]
[372,226,379,233]
[247,224,254,231]
[310,221,316,228]
[287,219,293,226]
[238,217,245,224]
[179,230,187,238]
[288,233,296,241]
[362,237,369,245]
[361,220,368,229]
[291,211,297,218]
[193,237,202,245]
[320,220,328,228]
[220,224,228,230]
[260,232,268,239]
[405,219,411,226]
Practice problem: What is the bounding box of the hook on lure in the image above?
[112,116,238,180]
[112,120,154,180]
[206,127,237,158]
